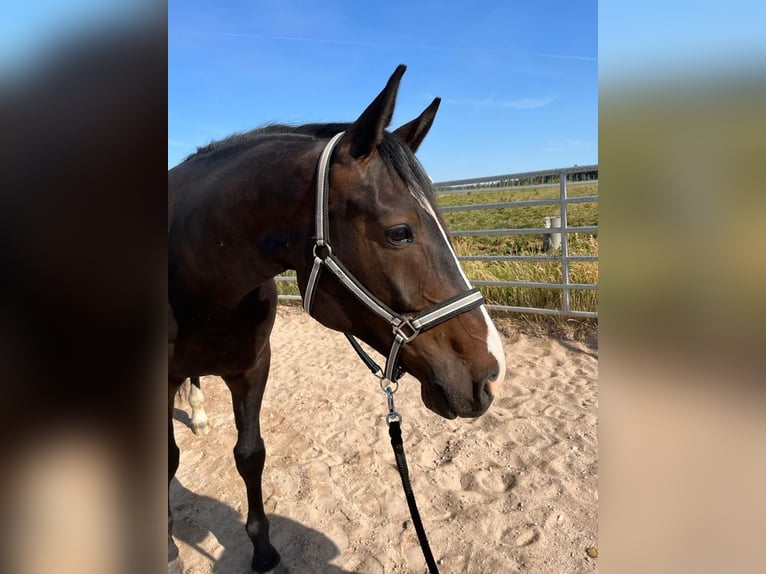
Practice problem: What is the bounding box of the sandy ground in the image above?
[170,307,598,573]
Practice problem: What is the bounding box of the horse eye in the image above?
[385,224,413,245]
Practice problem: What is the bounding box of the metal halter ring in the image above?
[393,318,419,343]
[312,243,332,260]
[380,378,399,394]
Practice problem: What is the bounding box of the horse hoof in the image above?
[191,419,211,436]
[252,548,281,573]
[168,556,183,574]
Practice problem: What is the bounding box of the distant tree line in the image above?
[435,169,598,192]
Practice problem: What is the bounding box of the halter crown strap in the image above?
[302,131,485,383]
[314,130,344,249]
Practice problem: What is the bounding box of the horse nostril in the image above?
[483,369,501,398]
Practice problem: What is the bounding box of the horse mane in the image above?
[186,123,351,160]
[184,122,436,206]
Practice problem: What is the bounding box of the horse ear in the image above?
[344,64,406,160]
[392,97,441,153]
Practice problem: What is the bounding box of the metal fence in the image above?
[277,164,598,319]
[434,164,598,318]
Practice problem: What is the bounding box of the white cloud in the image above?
[443,94,558,110]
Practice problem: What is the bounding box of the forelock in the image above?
[377,133,438,214]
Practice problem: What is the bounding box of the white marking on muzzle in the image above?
[414,186,507,389]
[480,306,507,391]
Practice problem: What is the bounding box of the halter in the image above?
[303,131,485,382]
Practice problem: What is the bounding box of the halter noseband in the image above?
[303,131,485,382]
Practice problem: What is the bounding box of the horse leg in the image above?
[223,341,280,572]
[168,380,183,574]
[188,376,211,435]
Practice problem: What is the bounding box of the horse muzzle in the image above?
[420,365,500,419]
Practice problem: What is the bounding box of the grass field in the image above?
[277,181,598,335]
[438,182,598,315]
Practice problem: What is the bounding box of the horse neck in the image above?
[170,137,322,317]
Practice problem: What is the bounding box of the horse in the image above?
[168,65,507,573]
[177,376,210,436]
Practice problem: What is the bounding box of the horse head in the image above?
[299,65,506,419]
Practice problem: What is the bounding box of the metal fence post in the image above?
[543,215,562,252]
[559,171,570,314]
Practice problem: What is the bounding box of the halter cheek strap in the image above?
[303,132,485,382]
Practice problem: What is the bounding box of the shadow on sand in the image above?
[172,407,194,432]
[170,478,354,574]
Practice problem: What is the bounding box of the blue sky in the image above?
[4,2,765,180]
[168,0,597,181]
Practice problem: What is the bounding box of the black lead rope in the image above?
[344,333,439,573]
[388,419,440,574]
[343,333,383,377]
[343,333,405,381]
